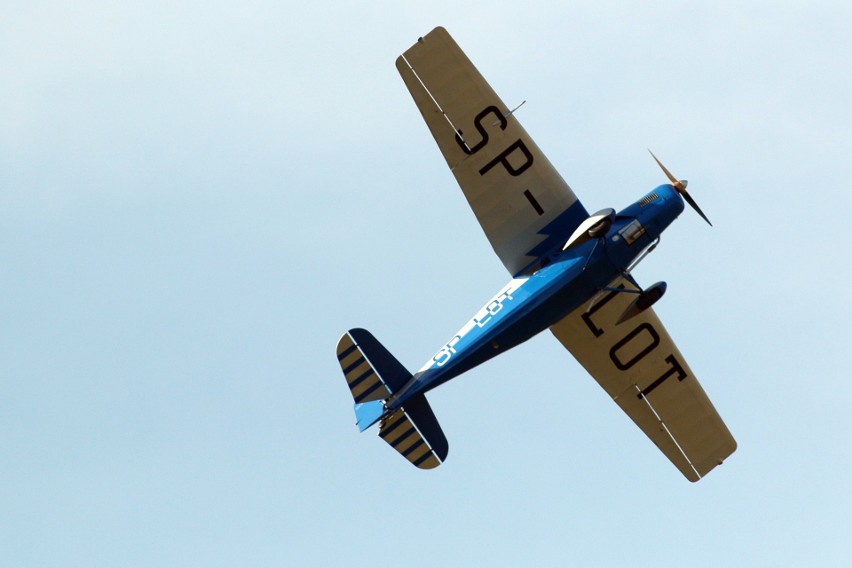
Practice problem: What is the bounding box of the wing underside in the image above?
[397,27,588,276]
[550,277,736,481]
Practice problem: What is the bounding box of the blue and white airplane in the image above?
[336,27,736,481]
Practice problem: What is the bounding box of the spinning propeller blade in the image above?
[648,150,712,226]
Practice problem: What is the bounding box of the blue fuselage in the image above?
[386,184,685,411]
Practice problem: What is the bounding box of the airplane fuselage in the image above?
[386,184,685,411]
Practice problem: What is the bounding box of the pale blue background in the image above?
[2,1,850,566]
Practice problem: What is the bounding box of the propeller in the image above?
[648,150,712,226]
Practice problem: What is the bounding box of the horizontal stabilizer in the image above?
[336,328,410,404]
[379,394,449,469]
[336,328,449,469]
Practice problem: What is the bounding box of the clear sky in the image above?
[2,1,851,566]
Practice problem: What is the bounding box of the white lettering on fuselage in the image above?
[421,278,527,370]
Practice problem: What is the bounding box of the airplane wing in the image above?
[397,27,588,276]
[550,277,737,481]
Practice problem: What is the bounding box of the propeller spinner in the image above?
[648,150,712,226]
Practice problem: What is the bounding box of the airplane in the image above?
[336,27,736,481]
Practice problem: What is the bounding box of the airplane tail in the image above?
[336,328,449,469]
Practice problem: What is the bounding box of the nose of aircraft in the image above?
[649,150,712,226]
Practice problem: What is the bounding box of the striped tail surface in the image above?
[336,328,449,469]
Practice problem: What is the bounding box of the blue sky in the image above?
[1,1,850,566]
